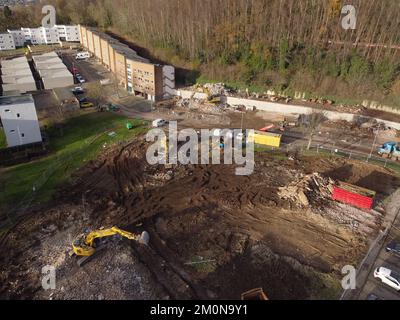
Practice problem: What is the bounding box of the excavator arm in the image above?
[72,226,149,258]
[84,227,142,247]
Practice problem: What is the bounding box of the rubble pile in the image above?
[176,97,230,114]
[378,128,399,140]
[359,118,386,131]
[201,83,230,96]
[323,203,383,235]
[278,173,334,209]
[176,98,195,108]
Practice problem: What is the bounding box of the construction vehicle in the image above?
[80,101,94,109]
[377,142,397,158]
[241,288,268,300]
[71,226,149,266]
[203,87,221,104]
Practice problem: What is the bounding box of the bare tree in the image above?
[299,111,327,150]
[85,81,105,106]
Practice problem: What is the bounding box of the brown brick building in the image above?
[78,25,175,101]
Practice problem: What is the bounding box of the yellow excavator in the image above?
[71,226,149,266]
[192,84,221,104]
[203,87,221,104]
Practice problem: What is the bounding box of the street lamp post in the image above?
[368,130,378,162]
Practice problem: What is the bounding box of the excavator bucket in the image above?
[138,231,150,246]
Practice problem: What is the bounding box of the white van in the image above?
[75,52,90,60]
[152,119,167,128]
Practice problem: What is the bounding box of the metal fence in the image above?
[310,144,400,172]
[272,140,400,173]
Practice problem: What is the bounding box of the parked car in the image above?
[75,74,86,83]
[76,52,90,60]
[386,241,400,257]
[76,77,86,84]
[72,87,84,95]
[106,103,120,112]
[152,119,167,128]
[374,267,400,291]
[80,102,94,109]
[78,97,87,103]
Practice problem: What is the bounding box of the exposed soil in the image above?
[1,137,399,300]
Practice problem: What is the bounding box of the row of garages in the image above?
[32,52,74,89]
[1,51,74,96]
[0,56,36,96]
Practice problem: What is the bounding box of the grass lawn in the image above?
[0,128,6,149]
[0,112,148,221]
[0,47,27,58]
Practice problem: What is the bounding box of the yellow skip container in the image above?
[247,131,282,148]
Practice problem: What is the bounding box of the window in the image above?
[17,113,20,118]
[10,130,15,133]
[21,133,25,137]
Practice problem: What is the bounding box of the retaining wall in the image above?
[175,89,400,130]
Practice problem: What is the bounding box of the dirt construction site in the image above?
[1,51,400,300]
[1,130,400,299]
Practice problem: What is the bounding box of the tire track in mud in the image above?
[80,144,371,288]
[127,208,210,299]
[2,139,394,299]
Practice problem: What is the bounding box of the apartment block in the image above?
[22,27,41,44]
[127,60,164,98]
[79,26,88,48]
[86,29,95,54]
[100,37,110,67]
[0,25,80,50]
[92,32,102,60]
[20,26,80,45]
[56,25,80,42]
[43,27,60,44]
[0,33,16,51]
[79,25,175,101]
[0,95,42,147]
[7,29,25,47]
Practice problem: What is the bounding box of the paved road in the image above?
[59,50,107,84]
[342,189,400,300]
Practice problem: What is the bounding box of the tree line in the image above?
[2,0,400,106]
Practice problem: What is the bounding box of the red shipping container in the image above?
[332,182,376,210]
